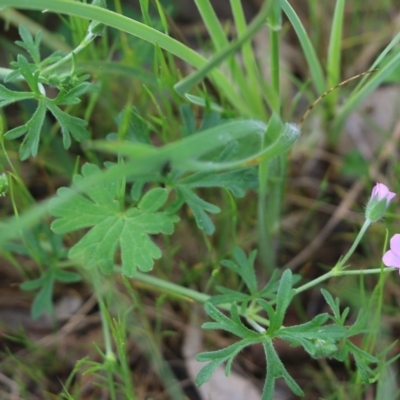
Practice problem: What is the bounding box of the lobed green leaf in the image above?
[16,25,42,65]
[50,163,178,276]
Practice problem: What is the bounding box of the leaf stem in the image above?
[41,31,97,75]
[294,267,395,295]
[131,270,211,303]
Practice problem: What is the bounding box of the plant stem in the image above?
[294,267,395,295]
[42,32,96,75]
[131,270,211,304]
[93,272,115,360]
[268,2,281,102]
[333,219,371,272]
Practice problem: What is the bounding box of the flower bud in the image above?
[365,183,395,222]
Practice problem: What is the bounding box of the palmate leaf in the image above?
[50,164,178,276]
[1,27,91,159]
[171,156,257,235]
[3,88,90,159]
[5,98,47,160]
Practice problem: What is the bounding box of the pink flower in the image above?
[365,183,396,222]
[382,234,400,274]
[370,183,396,205]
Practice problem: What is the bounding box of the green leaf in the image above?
[258,270,280,298]
[176,186,220,235]
[20,276,46,291]
[271,269,294,331]
[5,98,47,160]
[277,315,347,359]
[262,338,304,399]
[208,286,252,305]
[195,359,224,386]
[31,277,54,319]
[11,54,40,93]
[179,104,197,136]
[346,308,368,337]
[195,337,261,386]
[50,163,178,276]
[47,102,89,147]
[21,265,80,319]
[346,341,378,384]
[16,25,42,65]
[233,247,257,293]
[110,106,151,144]
[180,168,257,198]
[0,23,91,160]
[0,84,35,107]
[257,298,276,323]
[54,269,81,283]
[138,187,168,212]
[202,302,259,339]
[54,82,92,106]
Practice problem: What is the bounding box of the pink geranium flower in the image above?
[382,234,400,274]
[365,183,396,222]
[370,183,396,204]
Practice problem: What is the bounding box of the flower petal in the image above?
[382,249,400,268]
[371,183,387,201]
[389,234,400,258]
[371,183,396,204]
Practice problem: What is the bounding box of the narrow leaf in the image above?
[274,269,294,329]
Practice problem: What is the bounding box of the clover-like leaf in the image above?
[50,163,178,276]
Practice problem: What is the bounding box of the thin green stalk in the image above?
[268,1,281,103]
[174,0,274,114]
[326,0,345,113]
[42,31,96,75]
[194,0,227,50]
[257,115,284,270]
[131,270,211,303]
[362,231,390,353]
[332,45,400,141]
[258,159,274,269]
[334,218,371,271]
[126,268,270,327]
[230,0,266,118]
[294,267,395,295]
[281,0,325,94]
[93,273,115,362]
[92,281,118,400]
